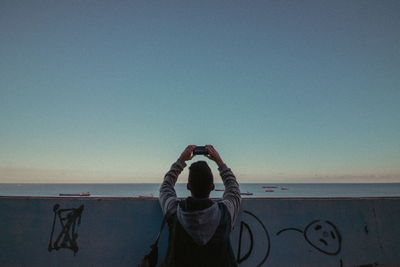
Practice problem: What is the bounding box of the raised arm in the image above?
[159,145,195,215]
[206,145,241,226]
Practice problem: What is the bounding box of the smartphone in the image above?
[193,146,209,155]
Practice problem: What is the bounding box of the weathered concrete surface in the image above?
[0,197,399,267]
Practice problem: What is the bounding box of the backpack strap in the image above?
[152,212,170,247]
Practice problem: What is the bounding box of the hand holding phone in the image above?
[193,146,209,155]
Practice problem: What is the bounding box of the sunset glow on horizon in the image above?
[1,0,399,183]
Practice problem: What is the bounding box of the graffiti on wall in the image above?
[276,219,342,255]
[39,202,383,266]
[48,204,84,254]
[236,210,271,266]
[276,219,343,266]
[235,209,345,266]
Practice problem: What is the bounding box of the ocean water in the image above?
[1,183,400,198]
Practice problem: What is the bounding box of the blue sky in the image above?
[1,0,399,183]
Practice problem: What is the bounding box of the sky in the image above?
[1,0,399,183]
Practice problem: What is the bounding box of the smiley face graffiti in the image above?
[276,219,342,256]
[304,220,341,255]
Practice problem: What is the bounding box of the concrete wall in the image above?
[1,197,399,267]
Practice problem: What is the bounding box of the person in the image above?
[159,145,241,267]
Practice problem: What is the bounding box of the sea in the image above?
[1,183,400,198]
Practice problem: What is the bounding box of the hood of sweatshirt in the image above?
[177,202,221,246]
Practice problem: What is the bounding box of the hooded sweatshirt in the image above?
[177,197,221,245]
[159,159,241,246]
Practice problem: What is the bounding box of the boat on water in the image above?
[240,191,253,196]
[214,189,225,191]
[262,186,278,189]
[265,190,274,192]
[281,187,289,190]
[59,192,91,197]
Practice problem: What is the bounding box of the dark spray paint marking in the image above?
[304,220,342,256]
[48,204,84,255]
[237,221,254,263]
[276,219,343,266]
[276,227,303,236]
[237,210,271,267]
[277,220,342,255]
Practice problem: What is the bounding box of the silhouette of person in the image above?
[159,145,241,267]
